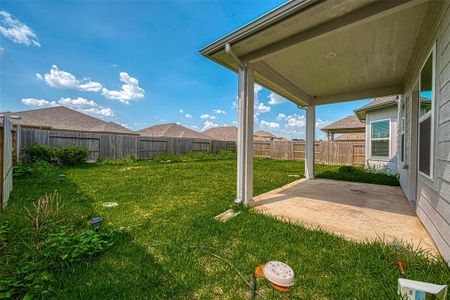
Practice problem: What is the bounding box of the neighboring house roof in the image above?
[254,130,275,137]
[321,115,365,134]
[1,106,136,135]
[138,123,209,139]
[203,126,237,141]
[354,95,399,120]
[335,133,365,142]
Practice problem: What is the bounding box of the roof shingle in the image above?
[138,123,210,139]
[1,106,135,135]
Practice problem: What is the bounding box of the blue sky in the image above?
[0,0,371,140]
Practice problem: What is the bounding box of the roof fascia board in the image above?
[242,0,416,63]
[314,85,403,105]
[199,0,321,56]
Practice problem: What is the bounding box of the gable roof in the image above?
[254,130,275,137]
[1,106,136,135]
[203,126,237,141]
[335,132,365,141]
[354,95,399,120]
[138,123,209,139]
[321,115,365,133]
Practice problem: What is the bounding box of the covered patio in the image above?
[254,178,437,253]
[200,0,435,205]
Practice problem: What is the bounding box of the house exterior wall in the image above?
[365,107,398,172]
[399,2,450,263]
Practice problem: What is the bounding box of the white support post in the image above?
[236,62,255,206]
[305,105,315,179]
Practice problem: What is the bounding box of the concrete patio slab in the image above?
[254,179,437,253]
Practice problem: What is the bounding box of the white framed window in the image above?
[399,99,406,163]
[418,44,435,179]
[370,119,390,158]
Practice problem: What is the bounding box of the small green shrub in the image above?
[56,146,88,166]
[338,165,359,175]
[22,144,87,166]
[23,144,58,164]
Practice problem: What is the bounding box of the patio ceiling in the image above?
[200,0,431,106]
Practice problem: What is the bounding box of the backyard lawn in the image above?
[1,158,449,299]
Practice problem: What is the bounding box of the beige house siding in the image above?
[400,2,450,263]
[365,107,398,172]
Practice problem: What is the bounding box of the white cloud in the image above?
[22,97,115,117]
[202,120,218,131]
[185,113,192,118]
[268,92,286,105]
[277,113,287,121]
[213,109,226,114]
[58,97,97,108]
[231,101,238,110]
[79,107,115,117]
[42,65,103,92]
[260,120,280,129]
[200,114,217,120]
[22,98,58,107]
[179,109,184,113]
[191,125,199,130]
[255,102,271,114]
[101,72,145,104]
[120,123,129,129]
[0,11,40,47]
[285,114,306,129]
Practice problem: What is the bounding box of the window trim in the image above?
[369,118,391,159]
[399,98,406,163]
[418,43,436,180]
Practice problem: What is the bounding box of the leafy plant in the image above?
[56,146,88,166]
[22,144,87,167]
[14,160,57,178]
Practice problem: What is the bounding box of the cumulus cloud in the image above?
[255,102,271,114]
[268,92,286,105]
[101,72,145,104]
[185,114,192,119]
[260,120,280,129]
[202,120,218,131]
[277,113,287,121]
[179,109,184,113]
[38,65,103,92]
[200,114,217,120]
[0,11,40,47]
[21,97,115,117]
[285,114,306,129]
[22,98,58,107]
[213,109,226,114]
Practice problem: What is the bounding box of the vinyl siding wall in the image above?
[400,2,450,263]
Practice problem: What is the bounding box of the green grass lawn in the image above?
[1,158,449,299]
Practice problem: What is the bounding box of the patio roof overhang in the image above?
[200,0,432,106]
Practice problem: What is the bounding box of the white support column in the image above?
[305,105,315,179]
[236,62,255,206]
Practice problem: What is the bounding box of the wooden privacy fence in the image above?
[254,140,365,165]
[1,117,19,208]
[19,127,235,161]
